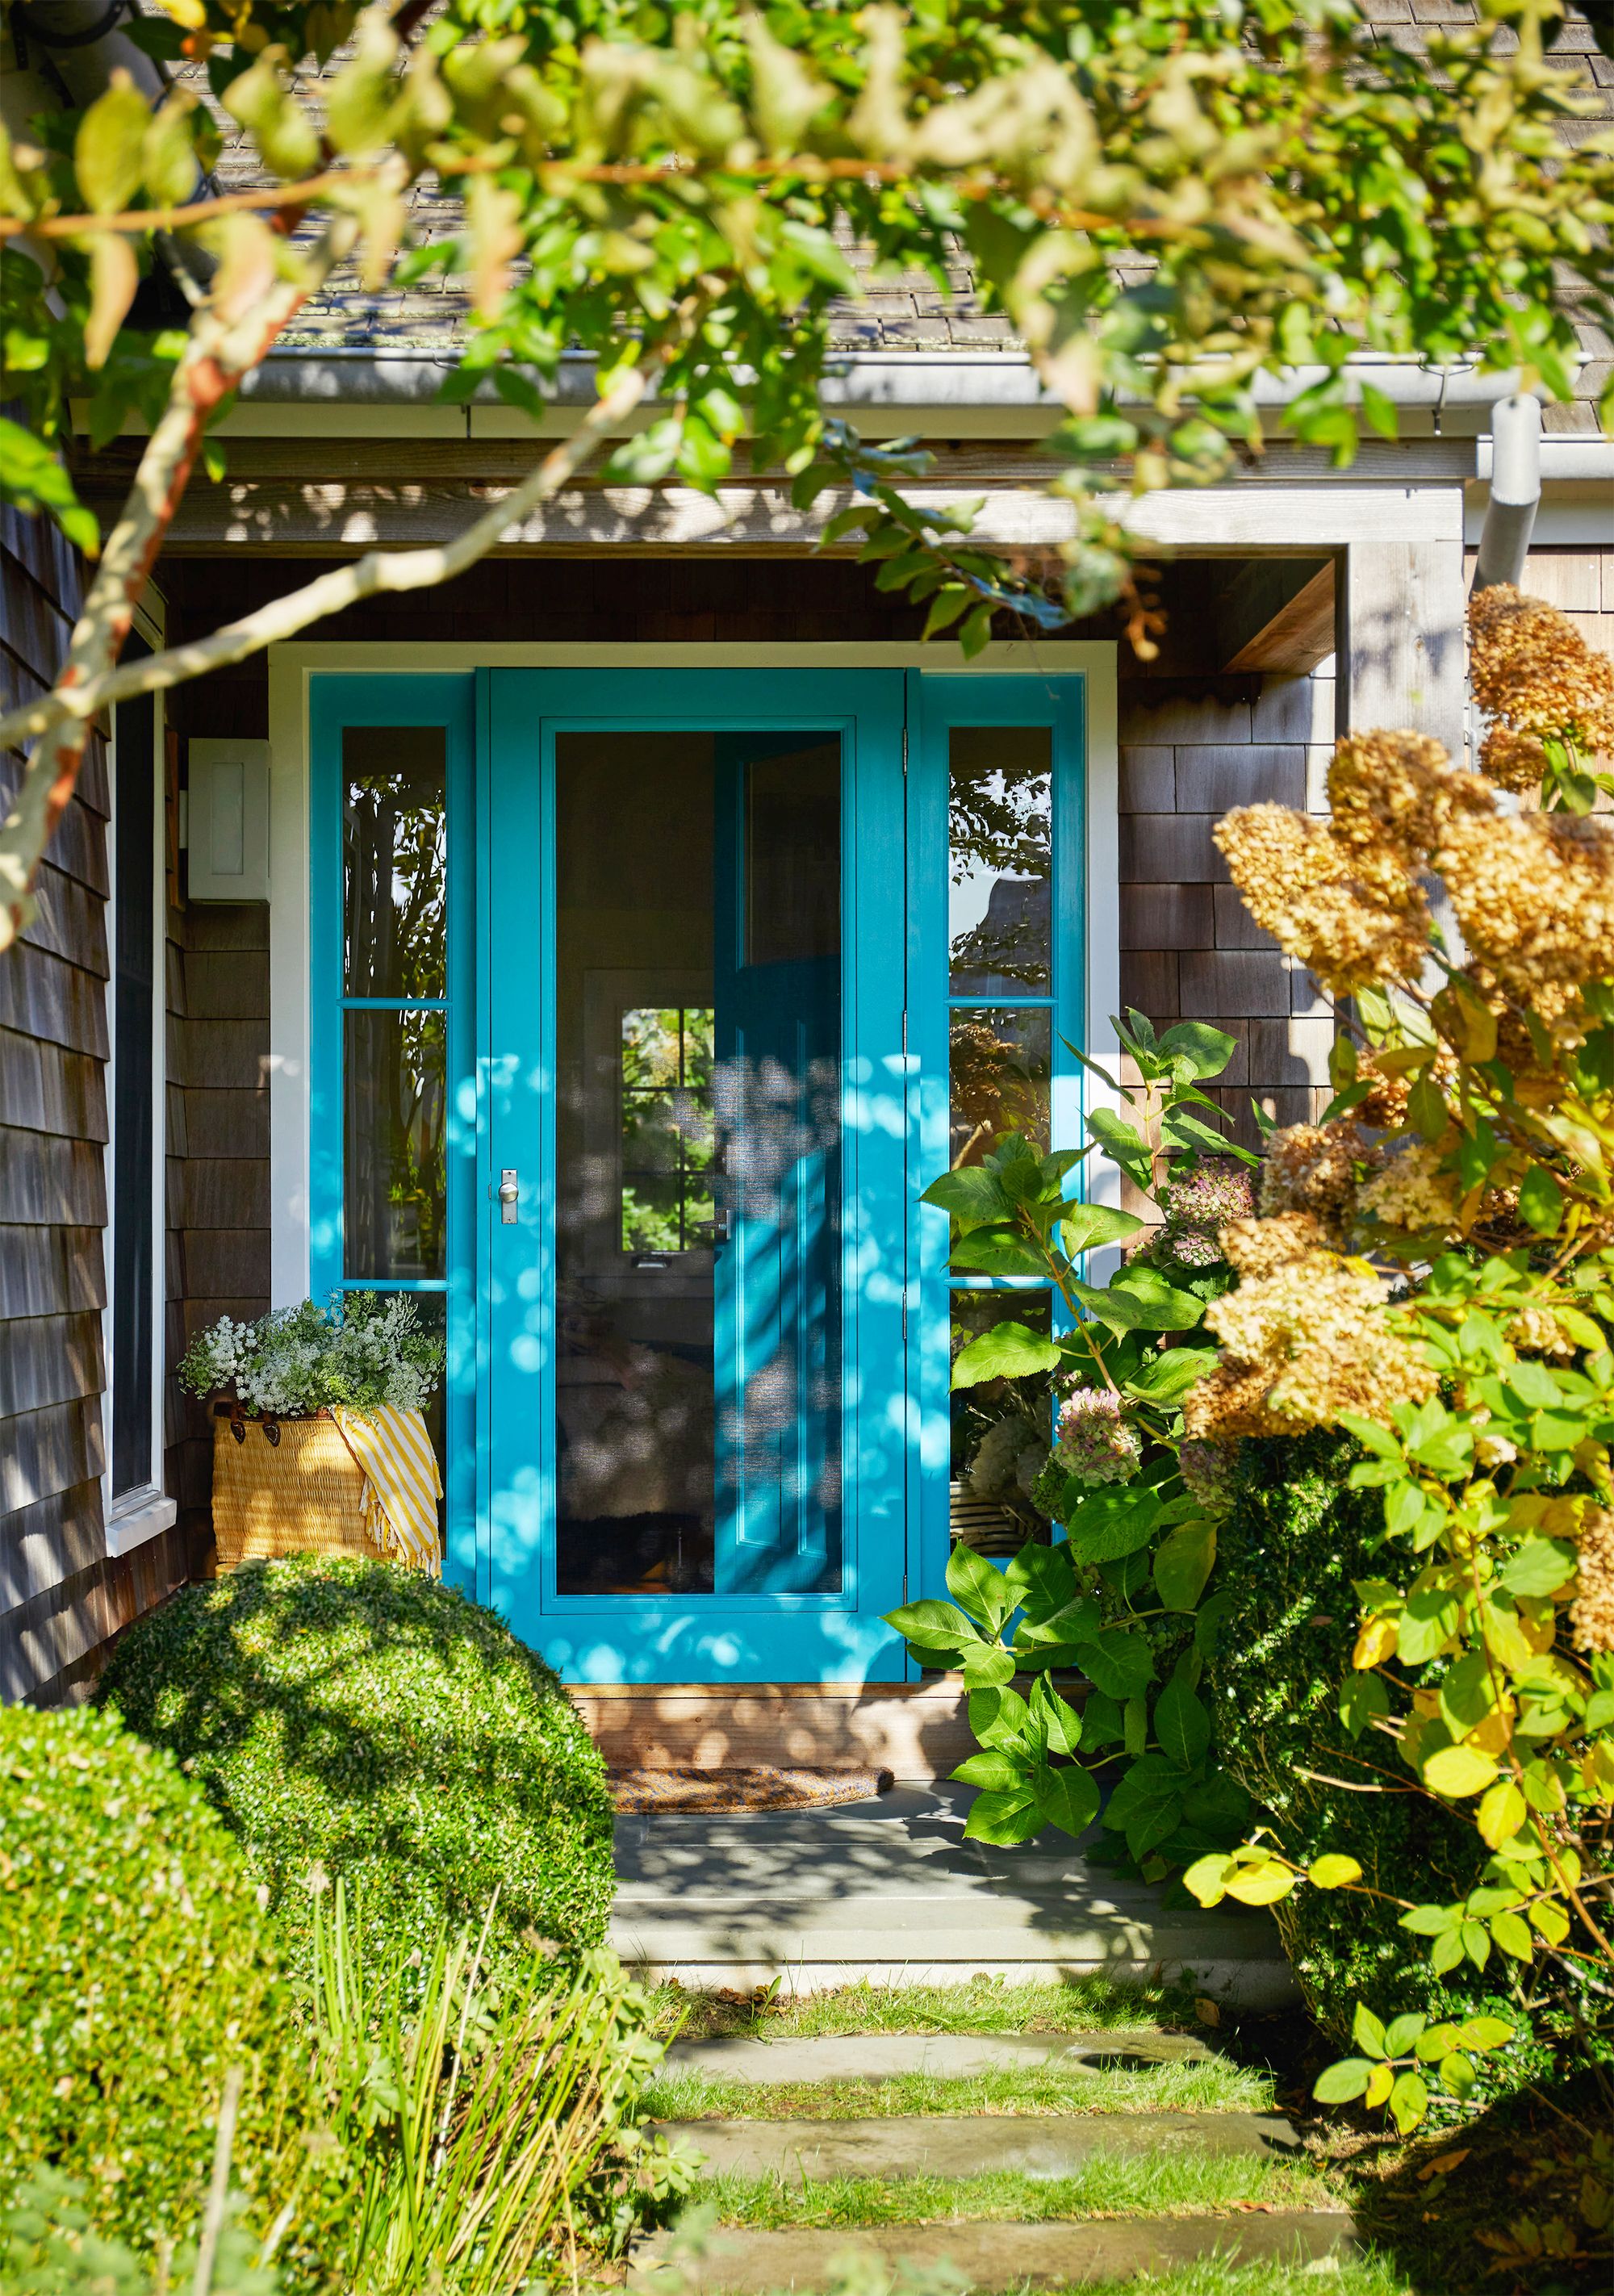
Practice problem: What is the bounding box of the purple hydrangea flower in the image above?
[1056,1386,1143,1487]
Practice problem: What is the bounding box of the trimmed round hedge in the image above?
[100,1554,615,1977]
[0,1703,295,2247]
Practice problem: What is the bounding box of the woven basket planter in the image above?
[211,1406,378,1571]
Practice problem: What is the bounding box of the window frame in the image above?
[102,596,177,1558]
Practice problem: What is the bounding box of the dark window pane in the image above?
[746,743,839,964]
[949,726,1052,995]
[343,726,447,997]
[111,656,155,1499]
[950,1290,1052,1553]
[344,1009,446,1278]
[554,730,843,1597]
[949,1006,1052,1167]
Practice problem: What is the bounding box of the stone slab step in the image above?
[661,2032,1212,2084]
[657,2112,1300,2179]
[629,2210,1355,2292]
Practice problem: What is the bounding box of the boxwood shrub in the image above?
[100,1554,616,1977]
[0,1704,295,2248]
[1210,1429,1567,2080]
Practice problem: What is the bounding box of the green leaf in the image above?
[1388,2070,1429,2133]
[921,1167,1012,1227]
[1004,1543,1078,1619]
[76,80,152,214]
[1125,1349,1219,1405]
[951,1319,1062,1390]
[1489,1909,1534,1962]
[1353,2003,1388,2058]
[962,1789,1043,1845]
[1086,1108,1154,1191]
[960,1641,1016,1692]
[886,1599,981,1654]
[1059,1203,1146,1257]
[1456,2017,1515,2053]
[1083,1268,1206,1334]
[1029,1672,1084,1758]
[968,1683,1030,1751]
[947,1543,1014,1636]
[1517,1165,1564,1237]
[0,420,99,555]
[1312,2057,1373,2103]
[1339,1672,1390,1739]
[1422,1743,1499,1799]
[1154,1023,1239,1080]
[1064,1487,1163,1566]
[951,1749,1027,1793]
[1307,1854,1364,1890]
[1152,1517,1217,1612]
[1499,1537,1578,1597]
[1100,1751,1183,1857]
[1154,1664,1211,1771]
[1382,2013,1428,2059]
[1183,1853,1236,1906]
[1430,1928,1465,1976]
[948,1227,1049,1278]
[1031,1761,1101,1838]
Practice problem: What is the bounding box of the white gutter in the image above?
[238,347,1553,412]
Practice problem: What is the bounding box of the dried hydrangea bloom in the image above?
[1438,807,1614,1034]
[1469,584,1614,767]
[1327,729,1479,878]
[1478,726,1548,794]
[1355,1053,1412,1130]
[1214,803,1430,997]
[1570,1508,1614,1656]
[1185,1248,1436,1439]
[1258,1121,1368,1238]
[1358,1143,1457,1232]
[1056,1386,1144,1486]
[1221,1209,1329,1278]
[1507,1305,1577,1361]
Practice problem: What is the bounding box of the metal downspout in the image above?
[1471,394,1543,593]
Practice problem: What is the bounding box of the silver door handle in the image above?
[711,1208,732,1244]
[497,1169,519,1223]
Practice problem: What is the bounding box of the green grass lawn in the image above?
[643,1975,1199,2043]
[640,2054,1278,2123]
[692,2149,1338,2227]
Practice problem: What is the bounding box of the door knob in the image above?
[497,1169,519,1223]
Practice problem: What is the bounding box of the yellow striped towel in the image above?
[333,1406,442,1573]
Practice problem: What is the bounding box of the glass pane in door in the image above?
[553,730,842,1599]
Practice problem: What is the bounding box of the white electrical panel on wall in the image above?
[186,738,271,901]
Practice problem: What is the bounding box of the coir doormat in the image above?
[612,1765,894,1814]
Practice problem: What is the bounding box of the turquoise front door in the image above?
[484,671,909,1681]
[307,662,1089,1685]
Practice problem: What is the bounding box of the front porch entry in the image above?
[291,648,1110,1686]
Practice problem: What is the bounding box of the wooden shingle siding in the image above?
[2,514,190,1704]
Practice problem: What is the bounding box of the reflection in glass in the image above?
[950,1290,1053,1553]
[621,1007,716,1253]
[343,726,447,997]
[949,1006,1052,1167]
[344,1009,446,1278]
[948,726,1052,996]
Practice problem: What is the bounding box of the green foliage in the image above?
[298,1887,694,2291]
[99,1556,615,1982]
[886,1012,1255,1875]
[0,1706,297,2253]
[0,2168,281,2296]
[178,1293,444,1417]
[2,0,1611,621]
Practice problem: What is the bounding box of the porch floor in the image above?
[609,1784,1295,2005]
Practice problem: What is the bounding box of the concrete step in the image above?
[657,2111,1301,2178]
[612,1785,1296,2003]
[630,2210,1356,2291]
[662,2031,1212,2084]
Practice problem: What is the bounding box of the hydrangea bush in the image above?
[1176,588,1614,2130]
[885,1017,1261,1872]
[180,1294,444,1418]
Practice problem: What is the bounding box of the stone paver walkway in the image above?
[663,2030,1214,2081]
[653,2110,1301,2178]
[612,1784,1295,2001]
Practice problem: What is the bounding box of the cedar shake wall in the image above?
[0,512,188,1704]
